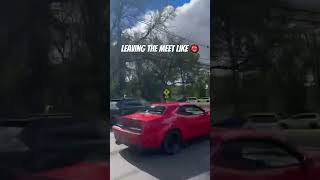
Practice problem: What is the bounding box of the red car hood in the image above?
[18,162,109,180]
[121,113,162,122]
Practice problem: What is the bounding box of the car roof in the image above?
[151,102,193,107]
[210,128,280,142]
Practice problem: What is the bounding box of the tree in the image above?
[110,0,175,97]
[212,0,290,115]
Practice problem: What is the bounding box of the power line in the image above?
[126,15,210,48]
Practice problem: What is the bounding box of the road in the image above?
[110,132,210,180]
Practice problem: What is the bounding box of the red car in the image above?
[112,102,210,154]
[211,128,320,180]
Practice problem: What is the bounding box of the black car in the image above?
[110,98,146,125]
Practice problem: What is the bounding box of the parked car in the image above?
[186,97,198,104]
[197,97,210,103]
[243,113,282,130]
[279,113,320,129]
[110,98,146,125]
[211,128,320,180]
[112,102,210,154]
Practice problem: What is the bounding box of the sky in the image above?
[124,0,210,66]
[145,0,190,10]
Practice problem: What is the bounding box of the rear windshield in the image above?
[248,115,278,123]
[141,106,166,115]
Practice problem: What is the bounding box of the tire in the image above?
[162,130,182,155]
[310,123,318,129]
[280,123,288,129]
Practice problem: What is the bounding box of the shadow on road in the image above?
[119,137,209,180]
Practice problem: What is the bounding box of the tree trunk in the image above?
[225,16,240,117]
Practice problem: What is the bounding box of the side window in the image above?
[177,105,204,116]
[219,139,301,170]
[185,106,205,115]
[177,106,189,115]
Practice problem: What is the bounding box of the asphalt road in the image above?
[110,132,210,180]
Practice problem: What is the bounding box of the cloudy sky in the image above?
[124,0,210,65]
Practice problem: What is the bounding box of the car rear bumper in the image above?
[112,126,160,149]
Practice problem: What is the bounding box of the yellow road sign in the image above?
[163,88,171,99]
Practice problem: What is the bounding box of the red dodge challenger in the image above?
[211,128,320,180]
[112,102,210,154]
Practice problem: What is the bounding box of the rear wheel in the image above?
[162,130,182,155]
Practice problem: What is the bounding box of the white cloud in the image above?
[168,0,210,64]
[123,9,157,37]
[124,0,210,65]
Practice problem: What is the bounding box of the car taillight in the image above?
[128,120,143,133]
[115,118,143,133]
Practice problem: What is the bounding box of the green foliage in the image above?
[110,2,208,101]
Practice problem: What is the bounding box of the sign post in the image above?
[163,88,171,101]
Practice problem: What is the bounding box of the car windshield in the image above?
[248,115,278,123]
[188,98,197,100]
[141,106,166,115]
